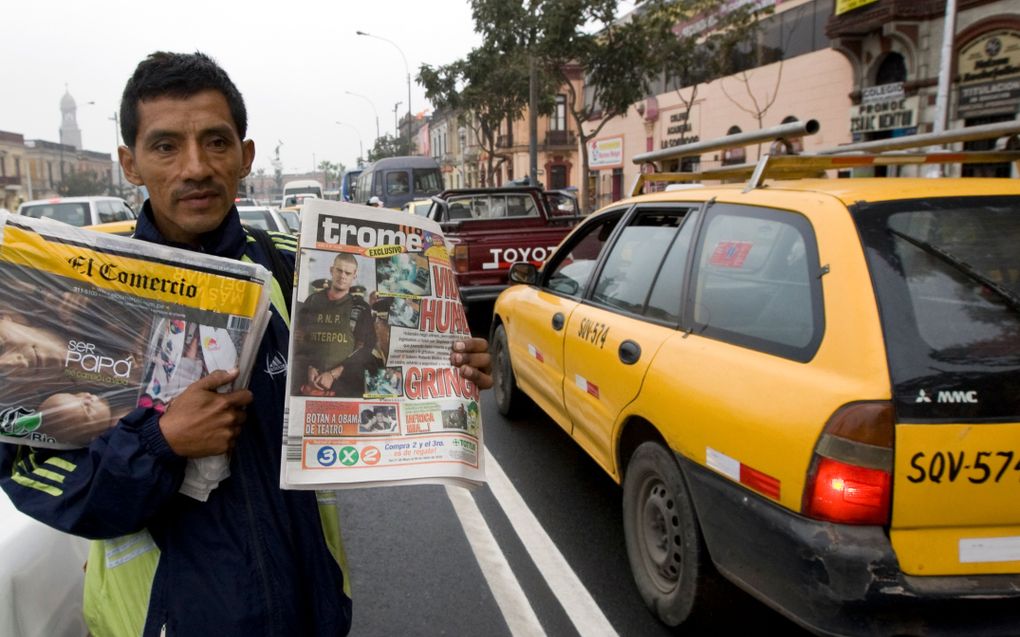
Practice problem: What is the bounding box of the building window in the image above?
[875,53,907,86]
[551,95,567,132]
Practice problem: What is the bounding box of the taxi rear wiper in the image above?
[889,228,1020,314]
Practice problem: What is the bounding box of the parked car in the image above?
[427,186,581,303]
[275,207,301,233]
[83,219,136,236]
[17,196,135,227]
[237,205,290,233]
[400,198,432,216]
[490,123,1020,635]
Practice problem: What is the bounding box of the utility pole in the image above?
[393,102,403,140]
[929,0,958,177]
[528,55,539,187]
[109,112,123,196]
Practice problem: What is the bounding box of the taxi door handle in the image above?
[552,312,565,330]
[619,340,641,365]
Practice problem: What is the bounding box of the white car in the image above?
[17,196,136,227]
[236,205,290,233]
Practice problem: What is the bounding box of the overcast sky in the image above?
[3,1,483,176]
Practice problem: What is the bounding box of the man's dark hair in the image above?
[120,51,247,148]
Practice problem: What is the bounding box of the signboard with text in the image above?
[851,87,919,135]
[957,30,1020,117]
[588,136,624,170]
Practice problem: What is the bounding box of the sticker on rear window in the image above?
[709,241,752,268]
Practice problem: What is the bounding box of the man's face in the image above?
[119,90,255,246]
[330,259,358,294]
[0,317,66,384]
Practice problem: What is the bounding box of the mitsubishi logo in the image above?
[915,389,932,403]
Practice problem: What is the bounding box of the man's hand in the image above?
[159,369,253,457]
[451,337,492,390]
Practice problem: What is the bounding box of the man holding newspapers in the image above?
[0,51,491,637]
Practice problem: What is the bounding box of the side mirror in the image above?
[508,262,538,285]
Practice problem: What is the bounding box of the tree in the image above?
[468,0,671,211]
[419,43,553,186]
[317,160,345,190]
[58,170,107,196]
[367,134,413,162]
[645,0,766,154]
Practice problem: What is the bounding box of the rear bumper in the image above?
[459,284,507,304]
[678,454,1020,636]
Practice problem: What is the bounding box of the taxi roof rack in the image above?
[630,119,1020,196]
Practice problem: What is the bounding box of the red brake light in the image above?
[804,457,890,525]
[803,401,894,526]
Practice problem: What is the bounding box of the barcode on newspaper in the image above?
[227,315,251,331]
[286,445,302,462]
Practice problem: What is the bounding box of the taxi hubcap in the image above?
[640,478,681,590]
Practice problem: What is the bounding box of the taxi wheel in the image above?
[623,442,723,628]
[492,324,522,417]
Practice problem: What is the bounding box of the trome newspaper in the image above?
[281,200,485,490]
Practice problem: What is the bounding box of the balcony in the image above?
[545,130,576,147]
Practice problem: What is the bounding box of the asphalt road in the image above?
[336,303,811,636]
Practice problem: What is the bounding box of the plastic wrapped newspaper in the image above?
[0,212,272,501]
[282,200,484,490]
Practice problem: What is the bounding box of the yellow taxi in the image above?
[83,219,136,236]
[400,198,433,216]
[491,121,1020,634]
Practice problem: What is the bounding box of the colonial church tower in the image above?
[59,85,82,150]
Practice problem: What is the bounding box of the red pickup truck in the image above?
[426,187,580,303]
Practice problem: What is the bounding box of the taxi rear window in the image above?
[855,196,1020,421]
[20,202,89,226]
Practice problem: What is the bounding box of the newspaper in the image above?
[0,212,272,500]
[281,200,484,490]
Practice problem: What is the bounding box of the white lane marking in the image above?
[484,447,618,637]
[445,485,546,637]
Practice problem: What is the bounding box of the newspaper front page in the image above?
[0,212,272,499]
[282,200,484,490]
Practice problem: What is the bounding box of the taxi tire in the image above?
[623,442,723,628]
[492,324,523,417]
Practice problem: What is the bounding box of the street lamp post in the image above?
[335,121,364,165]
[109,111,123,196]
[345,90,381,142]
[356,30,413,154]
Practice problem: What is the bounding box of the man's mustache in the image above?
[173,181,226,200]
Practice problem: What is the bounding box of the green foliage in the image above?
[58,170,108,197]
[367,134,413,162]
[317,160,345,189]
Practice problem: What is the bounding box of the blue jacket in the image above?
[0,204,352,636]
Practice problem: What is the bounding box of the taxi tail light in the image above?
[452,245,469,273]
[803,401,894,526]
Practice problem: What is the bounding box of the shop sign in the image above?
[659,108,700,149]
[835,0,878,17]
[862,82,904,103]
[588,136,624,169]
[850,95,920,134]
[958,30,1020,85]
[958,79,1020,117]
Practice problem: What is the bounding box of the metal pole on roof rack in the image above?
[929,0,958,177]
[632,119,820,165]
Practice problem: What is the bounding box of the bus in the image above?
[352,157,443,210]
[281,179,324,204]
[340,169,363,202]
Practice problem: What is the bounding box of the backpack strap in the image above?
[246,226,295,312]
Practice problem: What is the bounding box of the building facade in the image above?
[828,0,1018,176]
